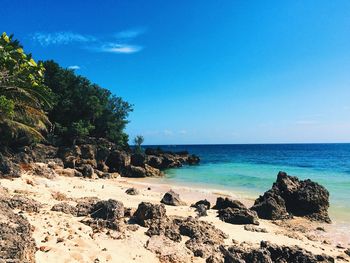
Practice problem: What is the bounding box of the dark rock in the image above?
[250,189,288,220]
[128,165,147,177]
[146,217,182,242]
[220,241,334,263]
[188,154,200,165]
[106,150,130,173]
[51,202,78,216]
[161,190,187,206]
[78,164,95,178]
[124,207,136,217]
[125,187,139,195]
[130,153,146,167]
[75,197,100,217]
[90,199,124,220]
[80,144,96,160]
[147,155,163,169]
[251,171,331,223]
[133,202,167,227]
[213,197,246,210]
[0,195,41,213]
[0,154,21,178]
[344,249,350,257]
[0,201,36,262]
[191,199,211,210]
[178,217,228,258]
[218,207,259,225]
[195,204,208,217]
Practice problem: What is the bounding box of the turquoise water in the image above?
[150,144,350,223]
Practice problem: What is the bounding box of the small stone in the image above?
[57,237,64,243]
[39,246,51,252]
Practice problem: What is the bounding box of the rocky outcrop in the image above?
[0,195,42,213]
[161,190,187,206]
[191,199,211,210]
[51,202,78,216]
[219,241,334,263]
[90,199,124,220]
[0,154,21,178]
[133,202,167,227]
[213,197,246,210]
[218,207,259,225]
[251,171,331,223]
[125,187,139,195]
[0,192,36,262]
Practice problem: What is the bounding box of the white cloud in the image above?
[97,43,143,54]
[68,65,80,70]
[32,32,96,46]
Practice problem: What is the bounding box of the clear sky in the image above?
[1,0,350,144]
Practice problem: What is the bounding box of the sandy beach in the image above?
[1,170,349,263]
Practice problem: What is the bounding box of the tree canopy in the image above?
[0,32,52,146]
[43,60,133,148]
[0,33,133,149]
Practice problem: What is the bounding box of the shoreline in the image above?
[1,172,349,262]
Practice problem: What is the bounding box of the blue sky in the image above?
[1,0,350,144]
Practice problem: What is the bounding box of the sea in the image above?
[147,143,350,224]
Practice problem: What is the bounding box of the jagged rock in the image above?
[124,207,136,217]
[250,189,288,220]
[80,144,96,160]
[51,202,78,216]
[161,190,186,206]
[145,164,164,177]
[128,165,147,177]
[178,216,228,258]
[0,195,41,213]
[219,241,334,263]
[218,207,259,225]
[213,197,246,210]
[146,235,194,263]
[30,143,58,163]
[125,187,139,195]
[133,202,167,227]
[195,204,208,217]
[29,162,57,179]
[130,153,146,167]
[90,199,124,220]
[191,199,211,210]
[251,171,331,223]
[146,217,182,242]
[78,164,96,178]
[0,201,36,262]
[206,254,224,263]
[106,150,130,173]
[147,155,163,169]
[75,197,100,217]
[0,154,21,178]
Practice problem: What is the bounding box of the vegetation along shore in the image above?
[1,33,350,263]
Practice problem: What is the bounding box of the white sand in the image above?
[0,172,348,263]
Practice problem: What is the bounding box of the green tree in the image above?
[43,60,133,147]
[133,135,144,153]
[0,32,52,146]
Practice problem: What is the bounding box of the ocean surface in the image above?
[148,144,350,223]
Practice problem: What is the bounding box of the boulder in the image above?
[145,164,164,177]
[195,204,208,217]
[218,207,259,225]
[146,217,182,242]
[0,154,21,178]
[106,150,130,173]
[213,197,246,210]
[75,197,100,217]
[125,187,139,195]
[133,202,167,227]
[0,201,36,262]
[161,190,187,206]
[51,202,78,216]
[130,153,146,167]
[251,171,331,223]
[191,199,211,210]
[0,195,41,213]
[90,199,124,220]
[128,165,147,177]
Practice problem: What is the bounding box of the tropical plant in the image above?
[43,60,133,147]
[0,32,52,146]
[133,135,144,153]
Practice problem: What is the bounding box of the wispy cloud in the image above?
[115,28,146,39]
[68,65,80,70]
[95,43,143,54]
[32,32,96,46]
[31,29,145,55]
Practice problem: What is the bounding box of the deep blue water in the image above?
[147,144,350,222]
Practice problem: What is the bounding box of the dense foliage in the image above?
[0,33,133,149]
[0,32,52,146]
[43,60,133,147]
